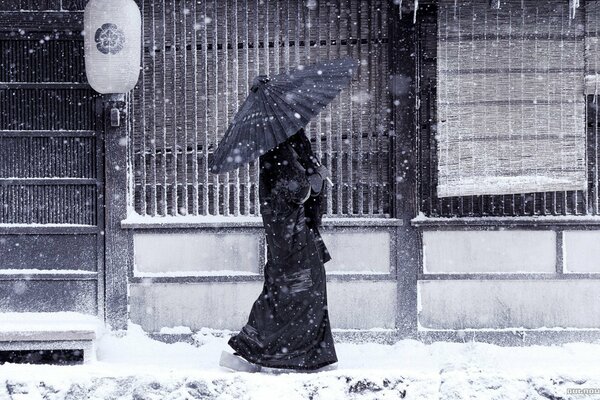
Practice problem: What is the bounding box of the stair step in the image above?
[0,312,103,363]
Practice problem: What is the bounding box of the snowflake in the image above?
[95,23,125,55]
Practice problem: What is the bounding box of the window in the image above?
[417,0,600,217]
[130,0,393,218]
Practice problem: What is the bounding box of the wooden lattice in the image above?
[130,0,393,217]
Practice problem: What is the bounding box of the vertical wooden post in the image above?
[390,6,420,340]
[102,93,131,331]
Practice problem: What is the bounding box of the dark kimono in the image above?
[227,130,337,370]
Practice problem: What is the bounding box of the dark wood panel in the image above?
[0,184,97,224]
[0,1,61,11]
[0,130,95,138]
[0,234,97,271]
[0,136,96,178]
[0,280,97,313]
[60,0,86,11]
[0,89,96,130]
[0,225,98,234]
[0,12,104,321]
[103,96,130,330]
[0,38,86,82]
[0,11,82,30]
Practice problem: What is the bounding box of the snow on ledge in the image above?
[121,213,264,228]
[0,312,104,336]
[0,223,95,227]
[327,271,391,275]
[412,211,600,227]
[133,270,259,278]
[0,269,96,275]
[417,324,600,333]
[121,212,403,228]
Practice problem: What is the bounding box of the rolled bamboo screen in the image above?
[436,0,587,198]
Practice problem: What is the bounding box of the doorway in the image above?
[0,24,105,320]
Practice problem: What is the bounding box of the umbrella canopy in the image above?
[208,57,359,174]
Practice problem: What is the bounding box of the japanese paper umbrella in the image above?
[208,57,359,174]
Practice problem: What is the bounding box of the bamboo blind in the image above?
[436,0,587,198]
[130,0,392,217]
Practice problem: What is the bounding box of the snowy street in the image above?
[0,323,599,400]
[3,0,600,398]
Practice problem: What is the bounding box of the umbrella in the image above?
[208,57,359,174]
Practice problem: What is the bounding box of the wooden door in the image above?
[0,16,104,319]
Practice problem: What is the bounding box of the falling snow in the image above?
[1,1,598,398]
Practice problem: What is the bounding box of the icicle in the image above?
[396,0,579,23]
[453,0,458,20]
[595,73,598,105]
[413,0,418,24]
[398,0,402,20]
[569,0,580,20]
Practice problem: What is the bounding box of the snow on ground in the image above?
[1,322,600,399]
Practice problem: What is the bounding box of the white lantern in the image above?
[84,0,141,94]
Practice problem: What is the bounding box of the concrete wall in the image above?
[423,230,556,273]
[134,232,260,275]
[320,231,391,273]
[128,227,398,332]
[563,231,600,273]
[419,279,600,329]
[129,280,397,331]
[129,226,600,334]
[419,229,600,331]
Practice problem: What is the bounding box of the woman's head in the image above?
[259,139,310,205]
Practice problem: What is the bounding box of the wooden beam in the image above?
[390,3,420,340]
[0,11,83,30]
[102,94,131,331]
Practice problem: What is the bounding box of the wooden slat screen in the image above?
[0,1,86,11]
[436,0,587,198]
[0,30,99,225]
[131,0,392,217]
[0,39,86,82]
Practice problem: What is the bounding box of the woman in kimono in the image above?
[219,128,337,372]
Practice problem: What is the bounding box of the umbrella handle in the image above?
[325,177,333,186]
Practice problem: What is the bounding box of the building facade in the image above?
[1,0,599,349]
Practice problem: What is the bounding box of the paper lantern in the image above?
[84,0,141,94]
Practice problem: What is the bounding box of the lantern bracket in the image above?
[110,107,121,127]
[102,94,126,129]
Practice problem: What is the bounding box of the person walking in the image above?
[208,57,358,373]
[220,129,337,372]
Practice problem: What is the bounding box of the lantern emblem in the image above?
[84,0,141,94]
[95,23,125,55]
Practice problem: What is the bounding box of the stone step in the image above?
[0,312,103,364]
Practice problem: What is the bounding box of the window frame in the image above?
[129,0,396,219]
[415,1,597,219]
